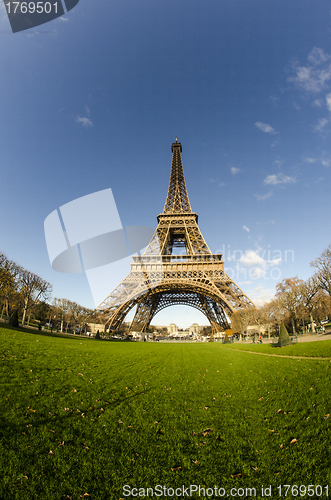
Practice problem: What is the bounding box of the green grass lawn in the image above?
[222,338,331,358]
[1,325,331,500]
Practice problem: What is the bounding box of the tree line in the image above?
[1,244,331,335]
[0,252,94,333]
[232,244,331,335]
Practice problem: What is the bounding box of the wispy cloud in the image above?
[256,220,275,225]
[269,95,279,107]
[304,154,331,167]
[263,173,296,185]
[76,116,93,127]
[230,166,241,175]
[249,286,275,306]
[255,122,277,134]
[288,47,331,94]
[59,17,69,22]
[242,225,250,232]
[239,250,281,268]
[303,157,318,164]
[312,117,328,132]
[254,191,273,201]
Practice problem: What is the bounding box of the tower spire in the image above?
[163,141,192,214]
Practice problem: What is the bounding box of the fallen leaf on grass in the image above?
[48,450,54,455]
[156,429,164,435]
[231,473,242,478]
[118,420,123,424]
[277,409,282,413]
[290,438,298,444]
[204,406,209,410]
[201,428,213,436]
[171,466,182,471]
[215,435,223,442]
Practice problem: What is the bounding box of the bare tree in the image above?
[300,277,319,332]
[311,244,331,297]
[276,277,303,333]
[0,254,21,317]
[53,298,71,332]
[18,269,52,326]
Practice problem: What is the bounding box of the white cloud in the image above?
[307,46,330,66]
[242,225,250,232]
[249,268,266,279]
[59,17,69,22]
[219,182,226,187]
[76,116,93,128]
[288,47,331,94]
[326,93,331,111]
[304,154,331,167]
[313,99,323,107]
[249,286,275,306]
[303,157,318,164]
[255,122,276,134]
[263,173,296,185]
[254,191,273,201]
[240,251,266,266]
[230,167,241,175]
[269,95,279,107]
[239,250,281,269]
[312,117,328,132]
[256,220,276,225]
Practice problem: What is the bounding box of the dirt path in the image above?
[229,348,331,361]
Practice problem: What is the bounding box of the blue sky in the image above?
[1,0,331,328]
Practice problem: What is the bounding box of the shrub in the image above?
[279,321,290,342]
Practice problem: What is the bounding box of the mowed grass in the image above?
[1,326,331,500]
[221,338,331,358]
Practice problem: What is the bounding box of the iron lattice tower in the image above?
[97,141,254,333]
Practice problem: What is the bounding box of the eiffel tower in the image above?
[97,140,254,333]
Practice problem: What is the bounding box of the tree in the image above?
[0,253,17,293]
[53,298,72,332]
[311,245,331,297]
[276,277,303,333]
[300,277,319,332]
[0,254,20,318]
[18,269,52,326]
